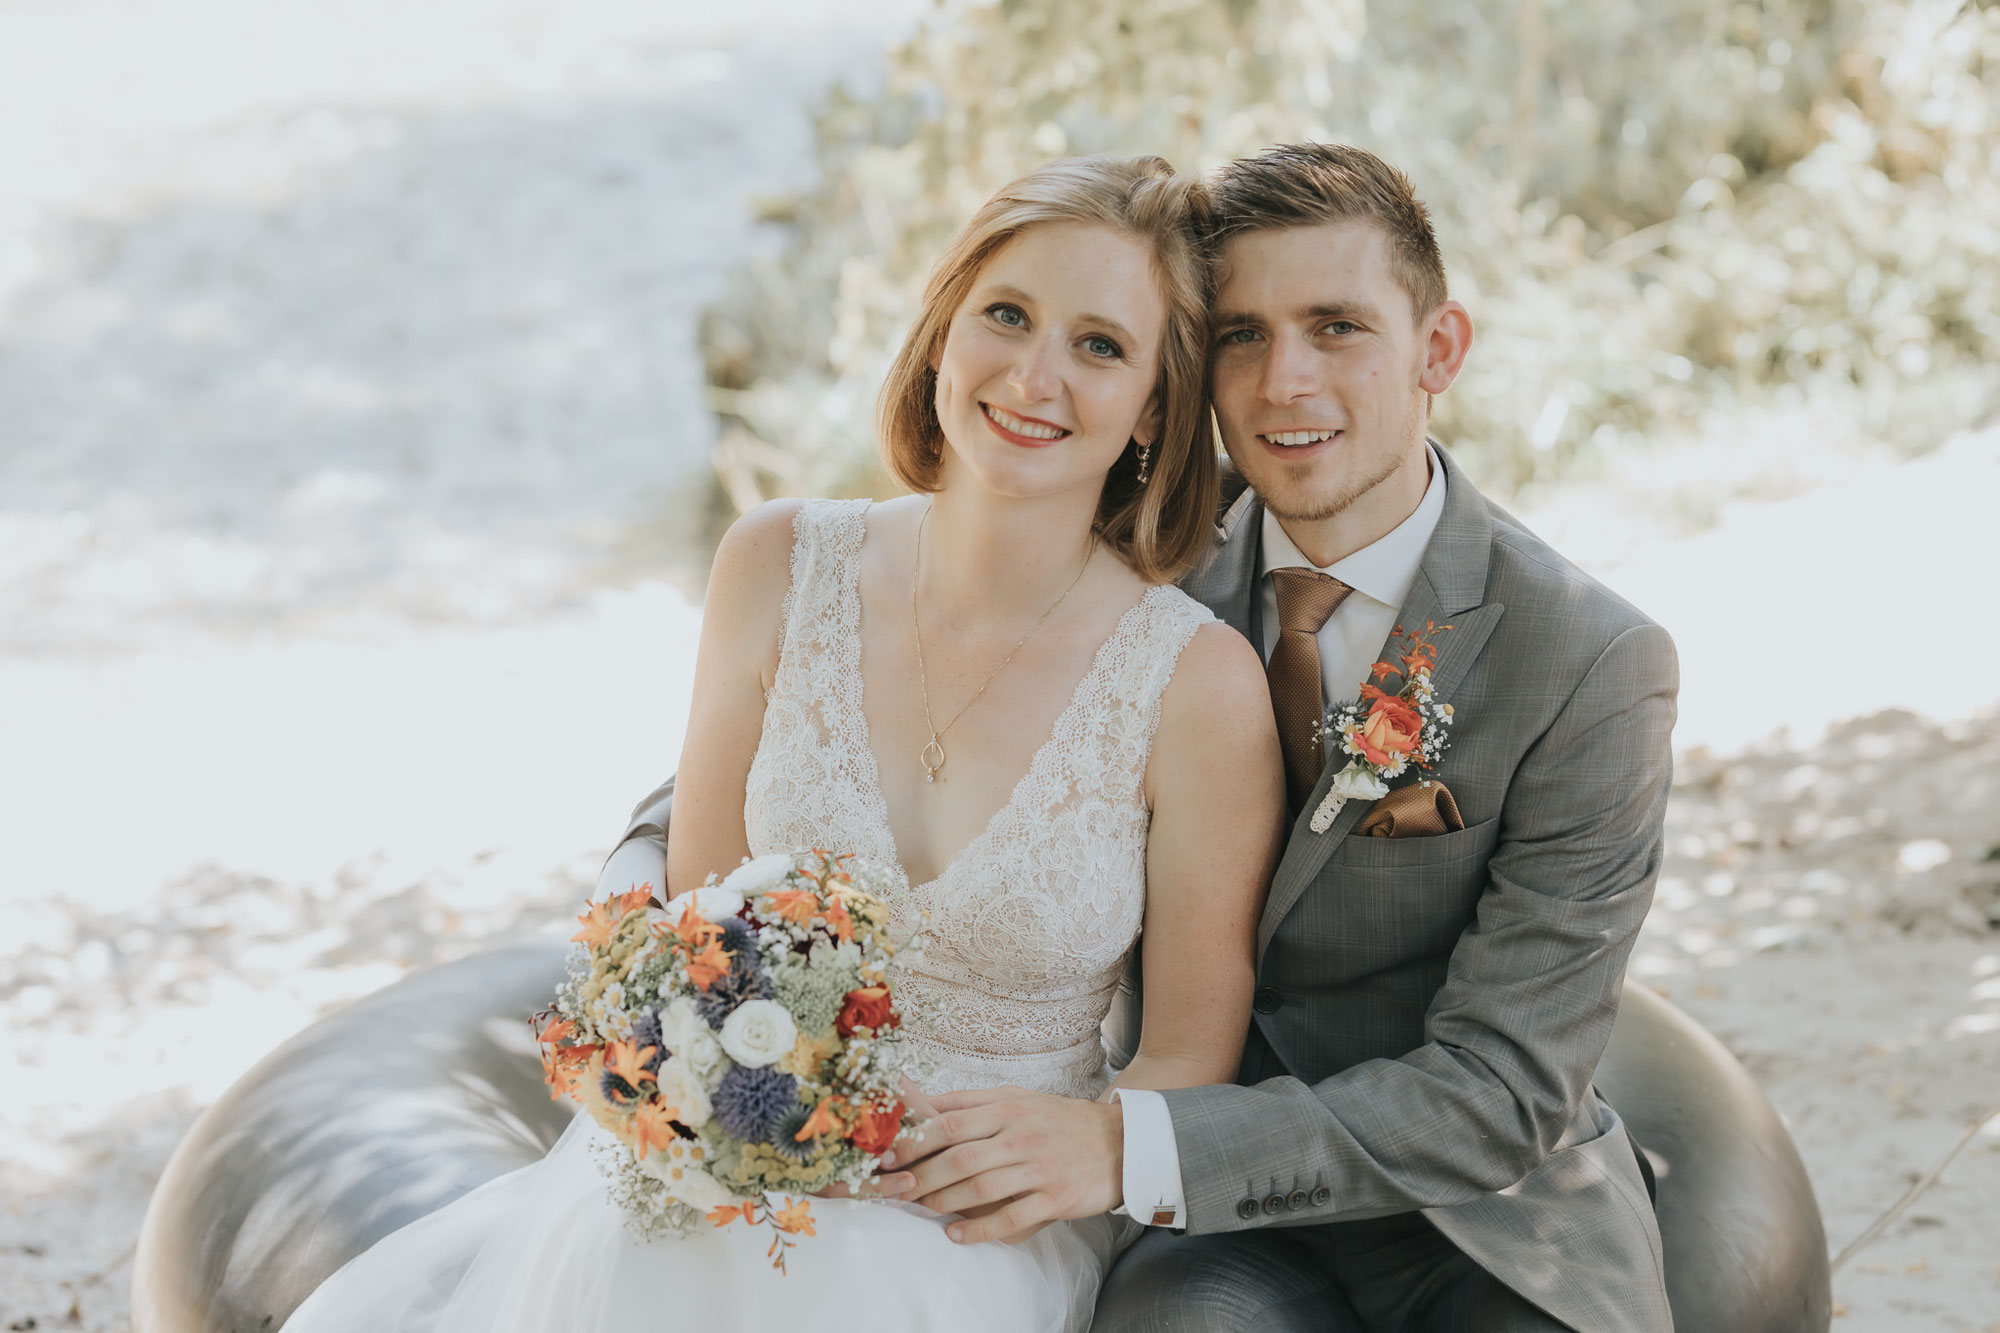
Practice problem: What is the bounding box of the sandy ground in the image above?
[2,3,1997,1329]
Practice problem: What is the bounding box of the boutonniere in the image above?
[1310,621,1455,833]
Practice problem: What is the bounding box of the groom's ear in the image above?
[1417,300,1473,396]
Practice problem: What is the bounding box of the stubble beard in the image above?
[1260,392,1430,526]
[1263,449,1403,525]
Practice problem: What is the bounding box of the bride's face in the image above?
[932,222,1164,503]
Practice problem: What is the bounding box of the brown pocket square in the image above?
[1354,780,1464,837]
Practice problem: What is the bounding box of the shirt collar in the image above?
[1259,442,1448,609]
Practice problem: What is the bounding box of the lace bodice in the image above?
[743,499,1213,1099]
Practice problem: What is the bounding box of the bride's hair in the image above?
[877,155,1218,583]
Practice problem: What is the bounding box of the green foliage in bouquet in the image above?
[701,0,1999,516]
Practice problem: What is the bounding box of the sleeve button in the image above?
[1310,1185,1332,1207]
[1286,1189,1309,1211]
[1236,1198,1260,1221]
[1262,1193,1286,1216]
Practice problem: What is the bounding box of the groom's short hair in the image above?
[1210,143,1448,322]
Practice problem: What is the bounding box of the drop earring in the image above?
[1135,439,1152,484]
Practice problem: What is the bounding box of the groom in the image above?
[871,143,1676,1332]
[613,143,1677,1330]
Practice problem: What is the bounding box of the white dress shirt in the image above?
[1114,446,1448,1228]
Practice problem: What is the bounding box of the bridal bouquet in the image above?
[535,848,922,1269]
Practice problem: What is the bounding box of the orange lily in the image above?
[631,1098,679,1157]
[708,1200,756,1227]
[572,886,654,948]
[794,1096,846,1143]
[546,1043,599,1099]
[770,1198,815,1236]
[764,888,819,929]
[603,1037,658,1088]
[823,895,854,943]
[536,1016,575,1046]
[686,938,733,991]
[672,900,724,949]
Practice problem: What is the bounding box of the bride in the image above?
[282,155,1283,1332]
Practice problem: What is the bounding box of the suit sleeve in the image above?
[607,775,675,867]
[1160,621,1679,1231]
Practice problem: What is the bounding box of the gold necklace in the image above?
[910,504,1092,784]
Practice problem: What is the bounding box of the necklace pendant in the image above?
[920,735,946,783]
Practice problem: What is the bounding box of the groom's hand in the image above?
[872,1086,1123,1245]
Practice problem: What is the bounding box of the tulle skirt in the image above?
[281,1114,1136,1332]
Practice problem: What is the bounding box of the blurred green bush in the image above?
[699,0,2000,513]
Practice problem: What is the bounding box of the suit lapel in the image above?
[1184,485,1263,641]
[1254,443,1505,958]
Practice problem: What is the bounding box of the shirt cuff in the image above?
[1109,1088,1186,1229]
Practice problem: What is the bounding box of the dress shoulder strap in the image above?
[1109,584,1216,718]
[771,498,871,692]
[1046,584,1215,812]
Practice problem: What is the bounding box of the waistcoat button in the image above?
[1252,987,1282,1014]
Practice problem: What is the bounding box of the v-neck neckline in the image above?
[845,512,1164,894]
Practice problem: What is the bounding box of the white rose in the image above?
[1330,762,1390,802]
[678,1022,728,1088]
[720,852,795,898]
[656,882,746,926]
[657,1059,713,1129]
[657,997,704,1056]
[718,999,798,1068]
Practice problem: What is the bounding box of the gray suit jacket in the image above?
[1104,444,1677,1332]
[614,445,1676,1331]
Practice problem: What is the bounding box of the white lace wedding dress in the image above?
[282,499,1214,1332]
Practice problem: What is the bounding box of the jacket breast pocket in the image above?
[1335,814,1501,870]
[1324,816,1503,954]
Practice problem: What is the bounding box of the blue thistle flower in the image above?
[695,945,773,1028]
[598,1067,642,1107]
[712,1065,798,1144]
[630,1007,664,1075]
[768,1103,819,1163]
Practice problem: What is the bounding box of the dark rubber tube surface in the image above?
[134,955,1830,1332]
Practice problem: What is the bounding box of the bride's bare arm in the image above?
[662,500,801,900]
[1114,621,1284,1093]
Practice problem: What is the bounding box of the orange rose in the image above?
[1356,695,1423,766]
[835,986,899,1038]
[847,1100,904,1155]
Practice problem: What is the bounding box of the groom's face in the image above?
[1209,221,1433,527]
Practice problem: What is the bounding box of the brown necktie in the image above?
[1267,567,1353,809]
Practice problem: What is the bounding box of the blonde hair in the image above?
[877,156,1218,583]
